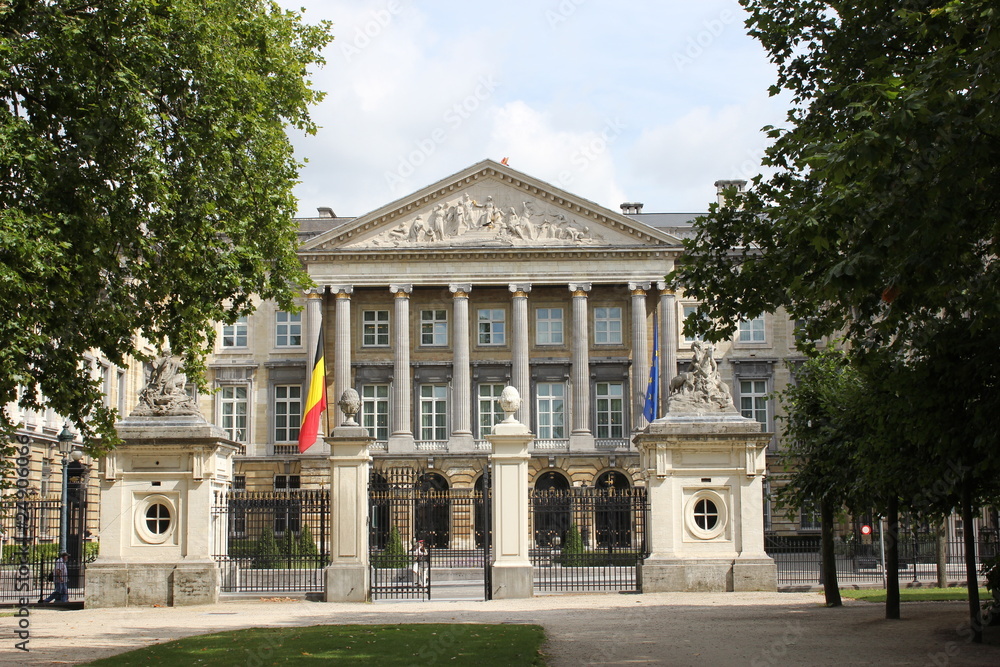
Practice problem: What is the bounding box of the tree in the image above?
[775,348,869,607]
[670,0,1000,640]
[0,1,332,453]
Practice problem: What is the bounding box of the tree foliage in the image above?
[0,0,331,450]
[670,0,1000,636]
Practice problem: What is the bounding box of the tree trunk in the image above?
[961,482,983,643]
[821,497,842,607]
[936,519,949,589]
[886,496,900,620]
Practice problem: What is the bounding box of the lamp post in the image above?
[57,423,74,555]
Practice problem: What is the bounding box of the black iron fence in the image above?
[766,518,1000,588]
[529,486,648,593]
[1,494,97,604]
[211,490,330,593]
[369,468,491,601]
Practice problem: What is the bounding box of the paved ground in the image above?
[5,592,1000,666]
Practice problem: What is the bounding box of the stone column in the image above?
[658,282,678,400]
[388,285,413,453]
[568,283,594,449]
[488,388,534,599]
[509,283,531,427]
[450,284,474,450]
[332,286,353,425]
[325,399,373,602]
[629,281,651,431]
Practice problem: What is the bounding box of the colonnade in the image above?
[304,281,681,447]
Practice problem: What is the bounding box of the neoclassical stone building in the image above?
[204,160,804,532]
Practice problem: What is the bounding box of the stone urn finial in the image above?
[498,386,521,423]
[339,388,361,426]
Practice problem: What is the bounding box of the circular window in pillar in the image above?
[685,490,728,540]
[135,495,176,545]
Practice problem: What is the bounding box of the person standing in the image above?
[40,551,69,603]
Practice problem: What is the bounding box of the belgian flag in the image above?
[298,328,326,453]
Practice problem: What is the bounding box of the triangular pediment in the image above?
[301,160,681,252]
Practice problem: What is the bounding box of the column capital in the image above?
[449,283,472,297]
[657,280,675,295]
[330,285,354,297]
[305,287,327,298]
[628,281,652,295]
[568,282,592,295]
[389,284,412,296]
[509,283,532,296]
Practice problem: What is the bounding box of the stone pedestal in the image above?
[324,423,372,602]
[633,413,776,592]
[86,414,239,608]
[487,419,534,599]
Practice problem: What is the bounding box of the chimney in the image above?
[713,180,746,206]
[620,202,644,215]
[317,207,335,218]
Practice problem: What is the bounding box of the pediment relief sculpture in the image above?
[359,193,606,248]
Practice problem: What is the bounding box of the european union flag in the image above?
[643,317,659,422]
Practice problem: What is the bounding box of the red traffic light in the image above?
[861,524,872,536]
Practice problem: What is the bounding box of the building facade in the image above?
[203,160,804,532]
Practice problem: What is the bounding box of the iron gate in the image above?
[530,486,648,593]
[369,467,492,600]
[211,489,330,593]
[1,452,95,605]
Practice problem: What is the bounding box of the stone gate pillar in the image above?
[633,342,776,592]
[487,387,534,599]
[86,356,239,608]
[325,389,373,602]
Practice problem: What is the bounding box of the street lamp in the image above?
[57,423,76,555]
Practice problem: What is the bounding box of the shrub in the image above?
[372,527,407,568]
[253,526,280,569]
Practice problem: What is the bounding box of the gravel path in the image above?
[6,592,1000,666]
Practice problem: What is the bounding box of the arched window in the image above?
[595,471,632,547]
[416,473,450,548]
[533,471,570,547]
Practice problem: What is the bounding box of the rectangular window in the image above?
[275,311,302,347]
[362,310,390,347]
[682,305,705,343]
[362,384,390,441]
[478,308,505,345]
[101,365,112,407]
[799,499,821,531]
[233,475,247,491]
[221,386,249,442]
[536,383,566,439]
[594,307,622,345]
[274,385,302,442]
[535,307,564,345]
[117,370,126,413]
[738,315,766,343]
[595,382,625,439]
[419,384,448,441]
[223,315,248,348]
[477,384,505,437]
[740,380,768,426]
[274,475,301,534]
[420,309,448,346]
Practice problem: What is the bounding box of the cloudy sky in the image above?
[280,0,788,218]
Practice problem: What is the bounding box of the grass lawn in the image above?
[81,623,547,666]
[841,587,990,603]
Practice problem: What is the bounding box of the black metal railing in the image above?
[529,487,648,593]
[765,518,1000,588]
[211,490,330,593]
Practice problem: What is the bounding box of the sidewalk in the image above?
[6,591,1000,666]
